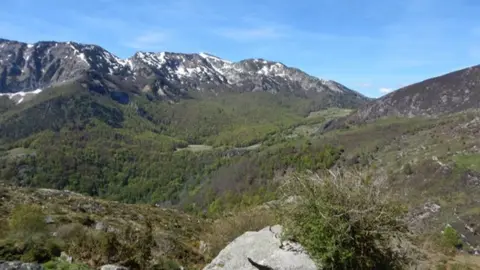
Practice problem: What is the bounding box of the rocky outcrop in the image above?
[0,261,43,270]
[203,225,317,270]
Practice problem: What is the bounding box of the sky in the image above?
[1,0,480,98]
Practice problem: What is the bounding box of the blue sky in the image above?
[1,0,480,97]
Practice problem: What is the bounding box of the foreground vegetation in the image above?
[279,170,412,269]
[0,186,207,269]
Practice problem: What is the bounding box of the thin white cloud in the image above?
[126,32,169,50]
[379,87,393,94]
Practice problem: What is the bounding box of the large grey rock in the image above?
[203,225,317,270]
[0,261,43,270]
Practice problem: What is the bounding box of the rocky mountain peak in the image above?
[0,39,131,94]
[0,38,369,107]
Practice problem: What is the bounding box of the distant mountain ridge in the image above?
[0,38,368,108]
[322,65,480,130]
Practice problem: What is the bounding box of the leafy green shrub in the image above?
[8,204,47,238]
[279,170,411,269]
[440,226,463,254]
[61,226,118,266]
[150,258,181,270]
[0,233,61,263]
[20,238,62,263]
[119,220,155,269]
[60,220,154,269]
[43,258,92,269]
[0,240,23,261]
[0,204,61,263]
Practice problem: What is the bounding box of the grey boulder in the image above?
[0,261,43,270]
[203,225,317,270]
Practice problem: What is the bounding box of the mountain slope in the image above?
[0,38,368,107]
[342,65,480,124]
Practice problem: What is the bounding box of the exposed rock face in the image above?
[0,261,43,270]
[0,39,129,93]
[0,38,368,108]
[203,225,317,270]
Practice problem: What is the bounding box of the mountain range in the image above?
[0,38,367,108]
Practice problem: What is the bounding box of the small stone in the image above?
[100,265,129,270]
[95,221,105,231]
[0,261,44,270]
[199,240,209,254]
[60,251,73,263]
[45,215,54,224]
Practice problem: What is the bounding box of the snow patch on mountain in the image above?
[78,53,88,64]
[322,80,344,93]
[199,52,232,64]
[257,63,288,77]
[135,52,167,69]
[0,89,43,104]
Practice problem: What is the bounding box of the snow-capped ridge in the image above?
[0,38,368,105]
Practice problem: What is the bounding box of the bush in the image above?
[60,220,155,269]
[151,258,181,270]
[61,226,119,266]
[440,226,463,254]
[278,170,411,269]
[20,238,62,263]
[43,258,92,270]
[0,204,61,263]
[8,204,47,239]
